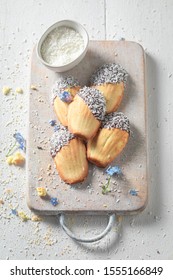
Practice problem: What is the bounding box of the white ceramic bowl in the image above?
[36,20,89,72]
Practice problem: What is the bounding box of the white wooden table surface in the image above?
[0,0,173,260]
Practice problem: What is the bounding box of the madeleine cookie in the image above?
[68,86,106,140]
[50,127,88,184]
[87,112,130,168]
[90,63,128,113]
[52,76,80,126]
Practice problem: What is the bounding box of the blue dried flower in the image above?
[106,166,122,176]
[54,125,61,132]
[49,119,56,126]
[59,91,72,103]
[13,132,26,152]
[129,189,138,196]
[11,209,18,216]
[50,197,58,206]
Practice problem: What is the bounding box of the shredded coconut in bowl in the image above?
[41,26,84,66]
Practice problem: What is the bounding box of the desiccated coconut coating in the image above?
[50,126,75,157]
[54,75,80,90]
[52,75,80,100]
[101,112,130,134]
[90,63,128,86]
[78,86,106,121]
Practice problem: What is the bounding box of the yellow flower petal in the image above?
[12,152,25,166]
[6,156,14,165]
[18,211,30,222]
[2,86,11,95]
[36,187,47,197]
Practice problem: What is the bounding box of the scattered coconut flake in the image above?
[52,75,80,101]
[47,164,51,171]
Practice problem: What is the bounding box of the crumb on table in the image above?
[15,87,23,94]
[31,215,43,222]
[0,199,4,205]
[2,86,11,95]
[30,85,38,90]
[36,187,47,197]
[6,152,25,166]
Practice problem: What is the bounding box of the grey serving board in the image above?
[27,40,147,215]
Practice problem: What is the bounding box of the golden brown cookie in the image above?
[87,112,130,168]
[52,76,80,126]
[50,126,88,184]
[90,63,128,113]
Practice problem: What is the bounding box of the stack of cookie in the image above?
[50,63,130,184]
